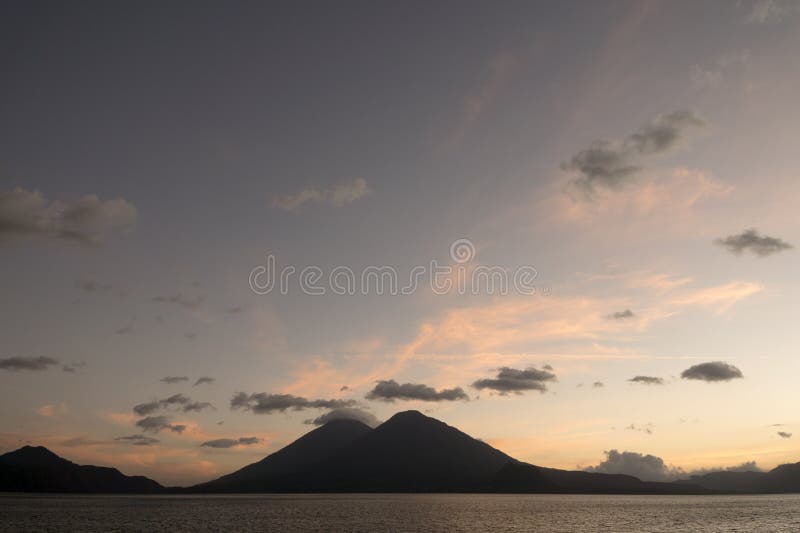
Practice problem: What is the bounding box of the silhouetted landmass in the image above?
[678,463,800,493]
[189,411,707,494]
[0,445,162,493]
[6,412,800,494]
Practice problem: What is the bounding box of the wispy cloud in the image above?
[272,178,369,211]
[0,356,60,372]
[0,187,136,245]
[230,392,357,414]
[472,366,556,394]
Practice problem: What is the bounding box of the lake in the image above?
[1,493,799,532]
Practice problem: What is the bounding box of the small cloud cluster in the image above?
[585,450,682,482]
[304,407,381,428]
[747,0,800,23]
[626,423,654,435]
[715,229,792,257]
[200,437,261,449]
[778,431,792,439]
[272,178,369,211]
[152,294,204,309]
[628,376,664,386]
[365,380,468,402]
[134,416,186,434]
[0,187,137,245]
[0,356,80,373]
[115,434,160,446]
[133,394,213,416]
[592,381,604,388]
[160,376,189,384]
[681,361,743,382]
[610,309,635,320]
[472,366,556,394]
[194,377,215,386]
[230,392,356,414]
[562,110,705,195]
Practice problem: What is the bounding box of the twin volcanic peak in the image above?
[3,410,800,494]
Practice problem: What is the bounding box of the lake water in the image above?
[1,493,799,532]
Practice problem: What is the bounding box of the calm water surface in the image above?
[1,493,799,532]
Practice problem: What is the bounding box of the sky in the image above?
[1,0,799,486]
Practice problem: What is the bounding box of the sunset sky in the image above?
[1,0,799,486]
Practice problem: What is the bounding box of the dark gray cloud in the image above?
[61,361,86,373]
[200,437,262,448]
[230,392,357,414]
[133,394,213,416]
[0,356,60,372]
[115,434,160,446]
[585,449,682,482]
[778,431,792,439]
[628,376,665,385]
[160,376,189,384]
[626,423,654,435]
[592,381,604,388]
[472,366,556,394]
[365,380,468,402]
[194,377,215,386]
[715,229,793,257]
[135,416,186,434]
[0,187,137,245]
[59,437,106,447]
[611,309,635,320]
[152,294,204,309]
[562,110,705,194]
[681,361,743,382]
[75,279,112,292]
[305,407,381,428]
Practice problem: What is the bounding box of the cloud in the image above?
[628,376,664,385]
[585,449,682,482]
[472,366,557,394]
[272,178,369,211]
[200,437,262,449]
[230,392,357,414]
[690,51,750,89]
[135,416,186,434]
[61,361,86,373]
[365,380,468,403]
[194,377,215,386]
[133,394,213,416]
[160,376,189,384]
[152,294,204,309]
[778,431,792,439]
[0,356,60,372]
[115,434,160,446]
[0,187,137,245]
[610,309,635,320]
[681,361,743,382]
[59,437,107,447]
[592,381,604,388]
[304,407,381,428]
[687,461,763,476]
[562,110,705,195]
[626,423,654,435]
[75,279,113,293]
[715,229,793,257]
[747,0,800,23]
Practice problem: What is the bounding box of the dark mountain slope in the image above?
[0,446,162,493]
[192,418,372,491]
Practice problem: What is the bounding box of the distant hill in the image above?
[191,410,706,494]
[0,445,162,493]
[678,462,800,493]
